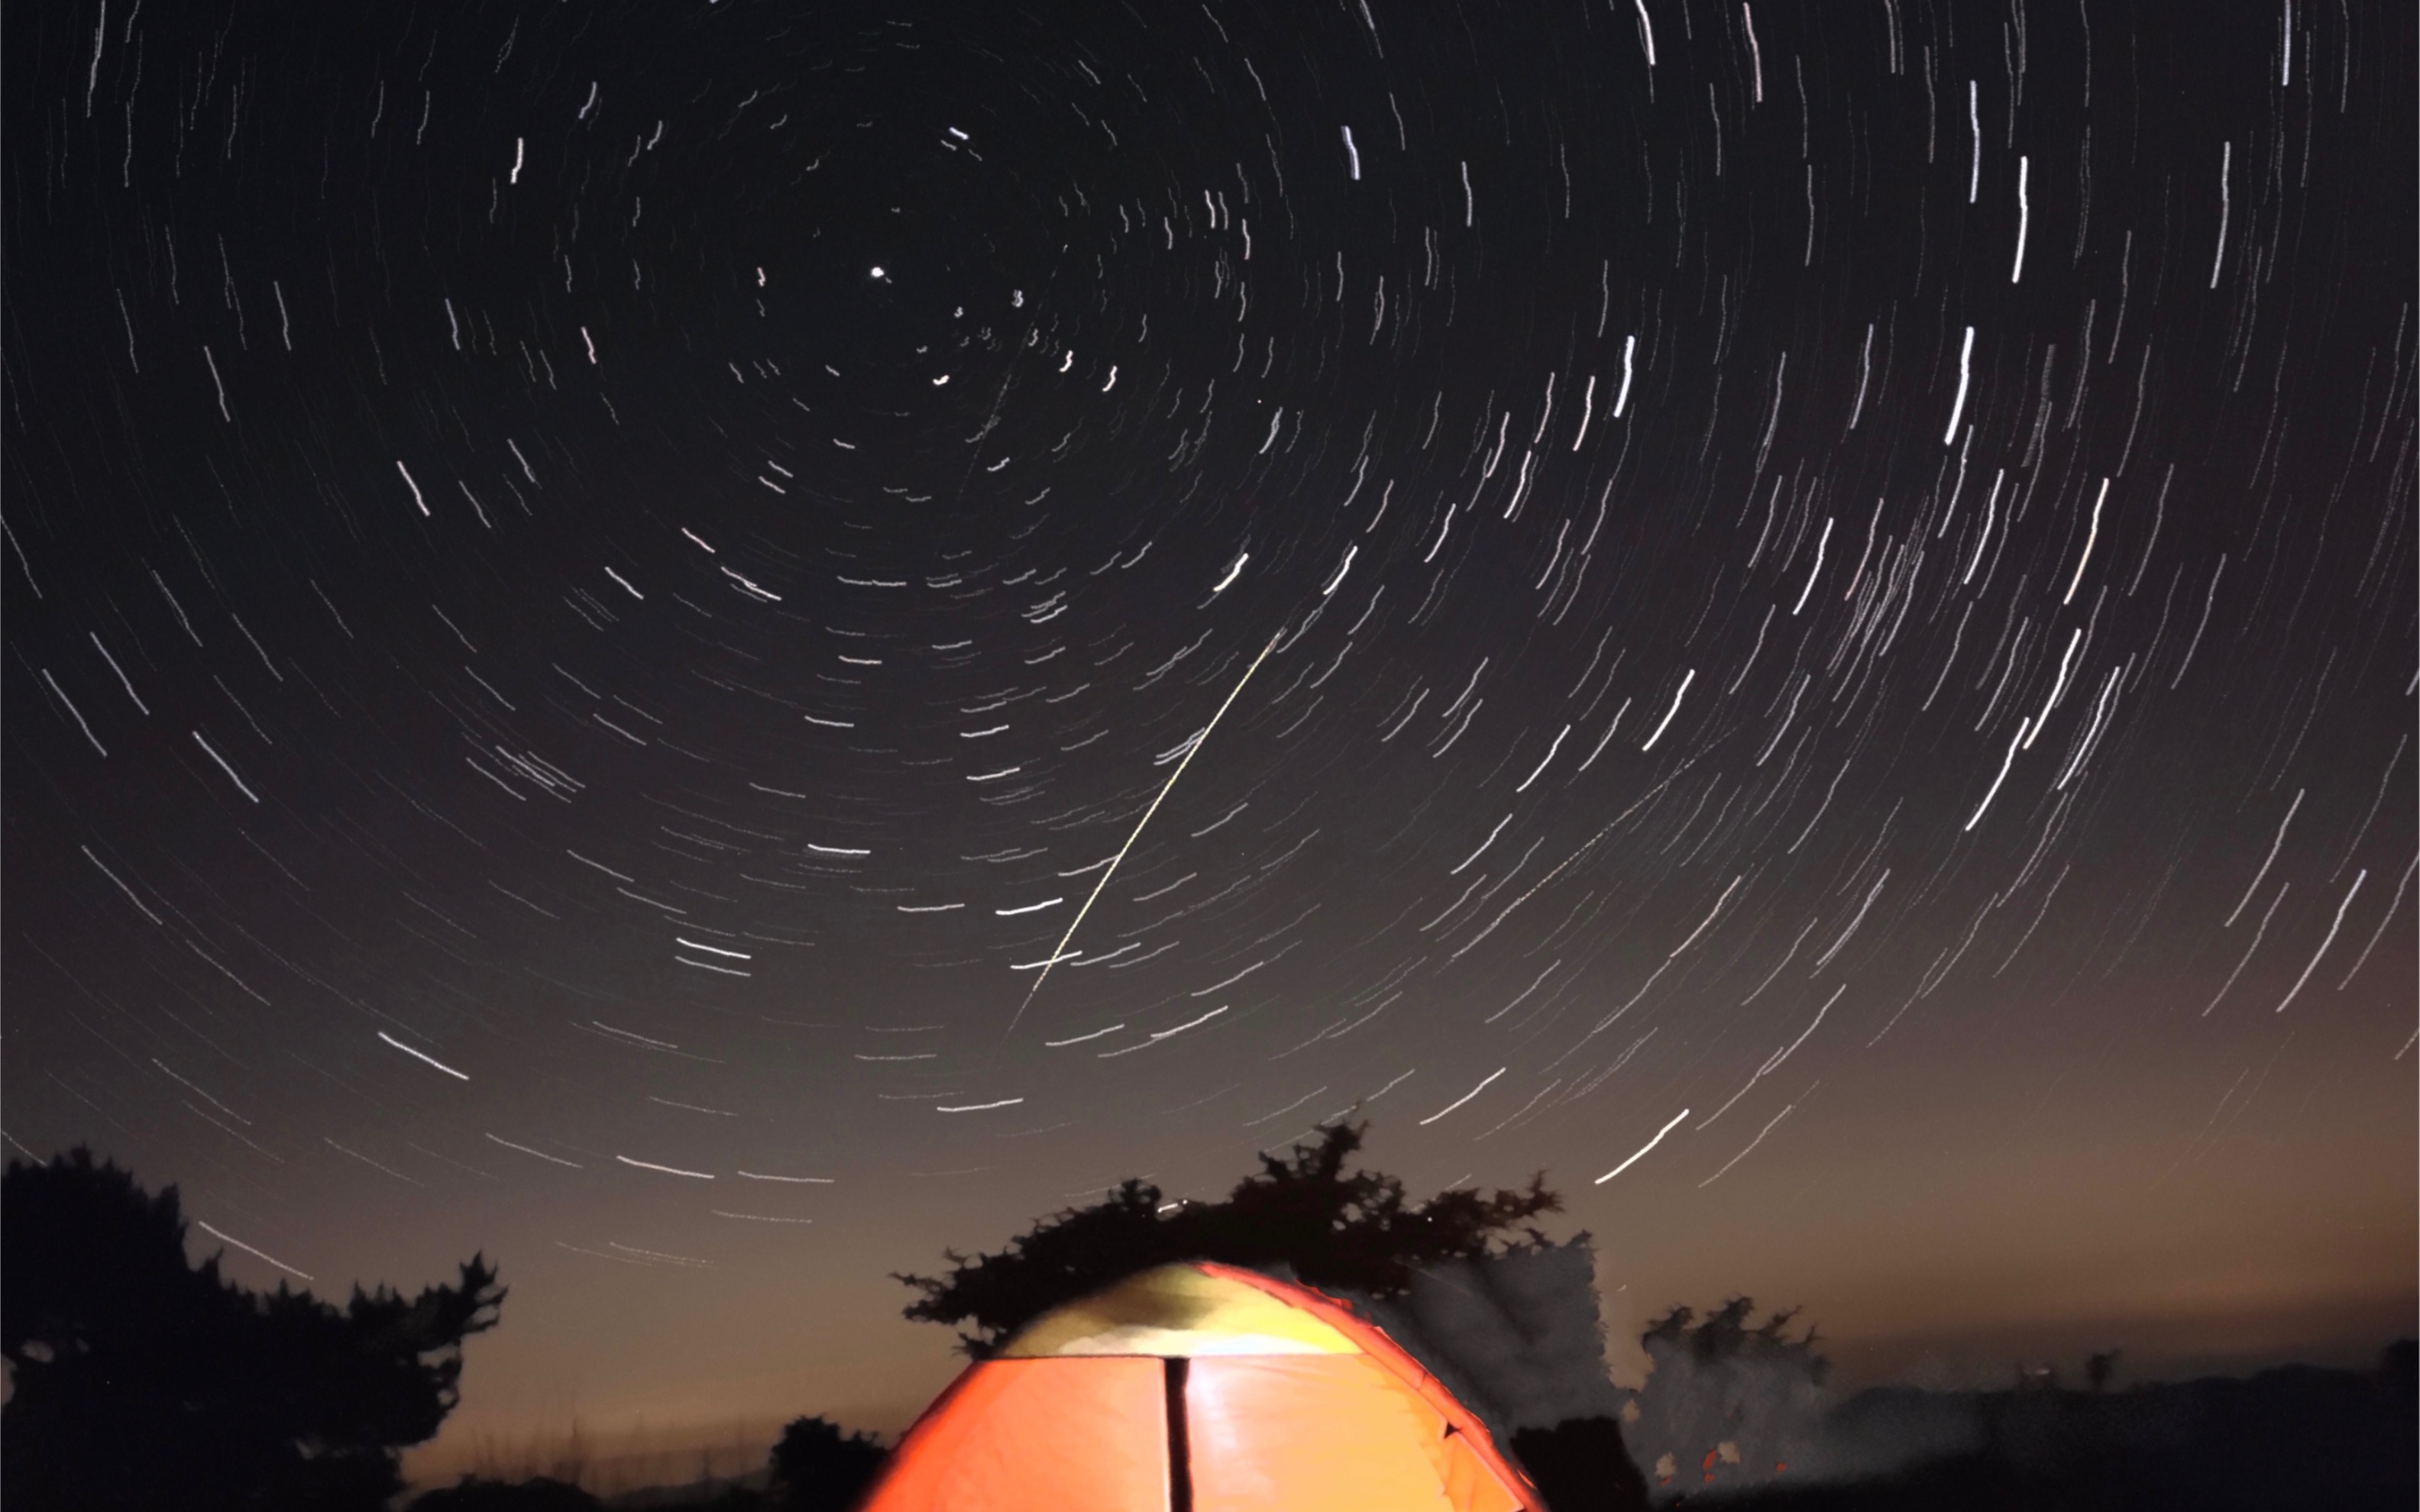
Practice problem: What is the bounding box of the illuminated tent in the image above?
[856,1260,1541,1511]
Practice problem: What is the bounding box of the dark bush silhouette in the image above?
[767,1415,887,1511]
[1642,1297,1830,1386]
[894,1119,1560,1355]
[2381,1337,2416,1405]
[1627,1297,1831,1496]
[1511,1416,1653,1512]
[412,1476,601,1511]
[2085,1349,2121,1393]
[2,1146,503,1512]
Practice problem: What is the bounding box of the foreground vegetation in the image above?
[5,1149,501,1510]
[8,1134,2409,1512]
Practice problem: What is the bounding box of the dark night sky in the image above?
[4,0,2412,1472]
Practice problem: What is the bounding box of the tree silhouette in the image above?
[1628,1298,1830,1497]
[2385,1338,2417,1406]
[894,1119,1560,1356]
[767,1415,887,1512]
[2086,1349,2123,1393]
[1641,1297,1830,1387]
[2,1146,504,1512]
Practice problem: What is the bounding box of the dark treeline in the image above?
[2,1127,1631,1511]
[0,1149,884,1512]
[4,1147,498,1510]
[8,1139,2409,1512]
[414,1414,883,1511]
[1687,1344,2418,1512]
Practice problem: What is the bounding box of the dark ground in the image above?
[410,1343,2418,1511]
[1674,1347,2418,1512]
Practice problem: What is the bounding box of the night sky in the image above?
[4,0,2413,1471]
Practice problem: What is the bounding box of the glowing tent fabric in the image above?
[856,1261,1540,1512]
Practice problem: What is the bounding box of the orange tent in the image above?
[857,1261,1541,1511]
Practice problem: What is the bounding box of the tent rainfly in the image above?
[856,1260,1541,1511]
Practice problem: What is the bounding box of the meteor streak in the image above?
[1005,629,1283,1035]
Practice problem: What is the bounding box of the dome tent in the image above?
[856,1260,1542,1511]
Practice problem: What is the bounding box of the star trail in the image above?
[3,0,2412,1459]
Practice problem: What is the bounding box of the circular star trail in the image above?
[4,0,2412,1446]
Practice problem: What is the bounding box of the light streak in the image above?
[487,1134,581,1168]
[196,1220,313,1281]
[1943,325,1975,444]
[377,1030,467,1080]
[1596,1108,1690,1184]
[189,730,258,803]
[1640,669,1695,751]
[2062,478,2108,604]
[615,1155,714,1178]
[1005,630,1282,1035]
[1792,518,1833,613]
[1420,1067,1507,1126]
[2010,155,2030,281]
[2275,870,2367,1013]
[1698,1096,1801,1187]
[1962,716,2030,831]
[2224,788,2303,926]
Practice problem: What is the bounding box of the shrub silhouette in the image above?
[1642,1297,1830,1385]
[2385,1338,2417,1405]
[893,1119,1560,1356]
[2,1145,503,1512]
[1509,1416,1654,1512]
[768,1415,887,1511]
[412,1476,602,1511]
[1629,1297,1830,1494]
[2085,1349,2123,1393]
